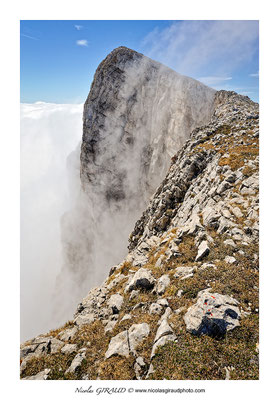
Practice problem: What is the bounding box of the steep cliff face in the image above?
[81,46,216,198]
[56,47,216,318]
[20,85,259,380]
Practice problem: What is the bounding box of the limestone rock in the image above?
[58,326,78,341]
[104,320,118,333]
[120,314,132,322]
[107,294,124,314]
[61,344,78,355]
[20,336,64,360]
[128,323,150,355]
[125,268,155,292]
[225,256,236,264]
[134,356,147,380]
[224,239,236,248]
[158,307,172,325]
[195,240,210,261]
[156,274,170,295]
[74,314,96,327]
[149,303,163,315]
[184,290,241,337]
[157,298,169,307]
[105,331,130,359]
[174,266,194,279]
[49,338,64,354]
[66,349,87,374]
[105,323,150,359]
[151,319,176,359]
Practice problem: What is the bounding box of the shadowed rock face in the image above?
[56,47,217,324]
[81,46,216,203]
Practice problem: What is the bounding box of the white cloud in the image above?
[74,24,83,30]
[198,76,232,85]
[21,102,83,341]
[76,39,88,47]
[142,21,258,78]
[249,72,259,77]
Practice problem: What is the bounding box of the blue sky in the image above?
[20,20,259,103]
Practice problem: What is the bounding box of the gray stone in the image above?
[224,366,235,380]
[151,318,176,359]
[20,336,64,359]
[120,314,132,322]
[224,239,236,248]
[104,320,118,333]
[242,176,258,189]
[217,181,232,195]
[105,323,150,359]
[202,206,221,227]
[240,187,256,195]
[49,338,64,354]
[155,255,165,267]
[125,268,156,292]
[146,363,155,379]
[61,344,78,355]
[128,323,150,355]
[173,266,194,279]
[195,240,210,261]
[106,273,126,291]
[149,303,163,315]
[225,173,236,183]
[66,349,87,374]
[231,207,243,218]
[184,290,240,337]
[222,209,232,219]
[58,326,78,341]
[225,256,236,264]
[200,262,215,270]
[105,331,129,358]
[156,274,170,295]
[107,294,124,314]
[74,313,96,327]
[157,298,169,307]
[154,319,174,343]
[158,307,172,325]
[134,356,147,380]
[217,216,235,234]
[151,334,177,359]
[129,290,140,301]
[151,319,177,359]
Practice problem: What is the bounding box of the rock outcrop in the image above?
[21,48,259,381]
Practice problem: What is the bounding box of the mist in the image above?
[20,102,82,342]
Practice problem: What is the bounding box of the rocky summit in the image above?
[20,47,259,380]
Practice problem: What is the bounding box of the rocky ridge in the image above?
[20,86,259,380]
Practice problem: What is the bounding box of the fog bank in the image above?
[20,102,82,341]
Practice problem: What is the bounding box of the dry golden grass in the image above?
[21,352,78,380]
[98,355,136,379]
[218,143,258,170]
[44,320,75,339]
[151,314,258,380]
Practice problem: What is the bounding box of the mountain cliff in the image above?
[56,47,216,316]
[20,47,259,380]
